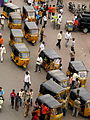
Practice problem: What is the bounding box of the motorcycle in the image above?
[68,2,76,14]
[0,96,4,110]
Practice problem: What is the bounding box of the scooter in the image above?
[0,96,4,110]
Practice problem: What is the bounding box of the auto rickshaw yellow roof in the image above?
[23,5,35,12]
[13,43,29,52]
[25,22,38,30]
[11,29,23,37]
[69,61,88,72]
[37,94,62,108]
[9,12,21,19]
[40,79,66,95]
[4,3,20,10]
[40,48,61,60]
[48,70,69,82]
[71,87,90,101]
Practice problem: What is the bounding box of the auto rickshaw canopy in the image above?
[11,29,24,38]
[40,79,66,96]
[25,22,38,30]
[69,61,88,72]
[37,94,62,109]
[23,5,35,13]
[13,43,29,53]
[47,70,68,82]
[71,87,90,101]
[9,12,21,20]
[40,48,61,60]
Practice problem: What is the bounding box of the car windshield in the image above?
[78,71,87,78]
[28,12,34,17]
[13,19,21,24]
[20,53,29,59]
[30,29,38,34]
[15,38,22,42]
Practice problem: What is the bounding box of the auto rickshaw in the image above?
[39,48,62,71]
[65,20,74,31]
[39,79,68,103]
[22,5,36,22]
[11,43,30,69]
[2,3,21,18]
[24,22,39,45]
[8,12,22,29]
[66,61,88,87]
[69,87,90,117]
[46,70,70,92]
[9,29,24,46]
[36,94,63,120]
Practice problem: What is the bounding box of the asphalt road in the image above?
[0,0,90,120]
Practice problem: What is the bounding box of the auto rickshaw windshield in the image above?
[60,81,68,88]
[51,107,62,115]
[13,19,21,24]
[78,71,88,78]
[19,53,29,58]
[28,12,35,17]
[15,9,21,13]
[30,29,38,34]
[15,38,23,42]
[86,102,90,108]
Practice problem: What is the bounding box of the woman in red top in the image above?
[48,5,52,19]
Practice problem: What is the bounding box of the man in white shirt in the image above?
[65,31,72,47]
[24,71,31,90]
[0,44,6,63]
[43,15,47,28]
[35,55,43,72]
[56,31,63,49]
[38,41,45,53]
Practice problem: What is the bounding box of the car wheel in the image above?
[83,28,88,33]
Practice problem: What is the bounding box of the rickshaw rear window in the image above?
[28,12,34,16]
[20,53,29,58]
[13,19,21,24]
[30,30,38,34]
[15,38,22,42]
[78,71,87,78]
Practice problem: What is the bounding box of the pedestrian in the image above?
[71,38,75,49]
[10,89,16,109]
[24,99,30,117]
[19,89,24,106]
[71,73,79,89]
[65,31,72,47]
[40,27,45,42]
[56,31,63,49]
[34,55,43,72]
[52,5,56,16]
[0,87,4,99]
[48,5,52,19]
[0,15,5,29]
[0,44,6,63]
[70,47,75,61]
[28,89,33,106]
[43,15,47,28]
[74,78,80,88]
[32,108,40,120]
[23,90,28,102]
[15,93,20,111]
[72,97,81,117]
[24,71,31,91]
[38,41,45,53]
[0,33,4,47]
[57,15,62,29]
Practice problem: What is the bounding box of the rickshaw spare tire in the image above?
[83,28,88,33]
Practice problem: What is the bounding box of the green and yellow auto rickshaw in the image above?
[8,12,22,29]
[65,20,74,32]
[9,29,24,46]
[66,61,88,87]
[69,87,90,117]
[36,94,63,120]
[46,70,70,93]
[39,48,62,71]
[24,22,39,45]
[22,5,36,22]
[2,3,21,18]
[11,43,30,69]
[39,79,68,103]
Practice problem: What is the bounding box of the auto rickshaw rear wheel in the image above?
[83,28,88,33]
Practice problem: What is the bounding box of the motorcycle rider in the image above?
[0,87,4,99]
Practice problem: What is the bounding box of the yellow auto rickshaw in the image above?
[8,12,22,29]
[22,5,36,22]
[11,43,30,69]
[2,3,21,18]
[39,79,68,103]
[39,48,62,71]
[65,20,74,32]
[9,29,24,46]
[66,61,88,87]
[46,70,70,93]
[69,87,90,117]
[36,94,63,120]
[24,22,39,45]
